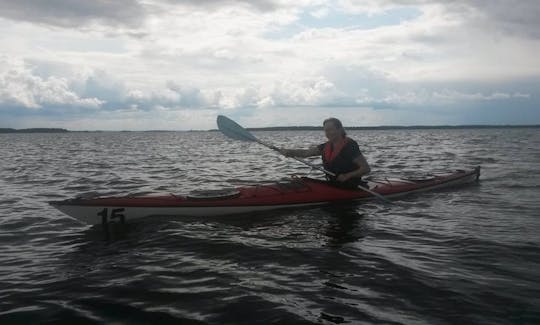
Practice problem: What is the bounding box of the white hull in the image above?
[52,202,329,225]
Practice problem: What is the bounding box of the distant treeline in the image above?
[245,125,540,131]
[0,128,69,133]
[1,125,538,133]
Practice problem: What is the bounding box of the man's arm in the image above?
[337,153,371,182]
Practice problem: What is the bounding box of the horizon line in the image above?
[1,124,540,133]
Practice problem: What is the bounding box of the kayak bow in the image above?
[49,167,480,225]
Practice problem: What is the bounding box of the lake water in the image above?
[1,128,539,324]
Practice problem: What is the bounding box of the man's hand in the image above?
[337,173,352,182]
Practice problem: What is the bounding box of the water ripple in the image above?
[1,129,539,324]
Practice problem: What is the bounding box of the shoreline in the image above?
[1,125,539,133]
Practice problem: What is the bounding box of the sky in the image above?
[0,0,539,130]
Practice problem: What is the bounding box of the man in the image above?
[281,117,370,188]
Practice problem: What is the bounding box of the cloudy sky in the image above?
[1,0,539,130]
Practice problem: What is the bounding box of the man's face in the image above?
[324,122,341,141]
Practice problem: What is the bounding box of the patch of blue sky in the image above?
[264,7,422,40]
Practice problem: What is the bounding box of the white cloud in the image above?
[0,57,104,109]
[376,89,532,106]
[431,90,530,102]
[41,107,219,131]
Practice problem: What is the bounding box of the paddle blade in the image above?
[217,115,258,142]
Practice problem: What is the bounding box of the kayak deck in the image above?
[49,167,480,225]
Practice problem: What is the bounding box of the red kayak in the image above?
[49,167,480,225]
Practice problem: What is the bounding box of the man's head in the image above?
[323,117,346,141]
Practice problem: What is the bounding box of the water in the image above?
[1,128,539,324]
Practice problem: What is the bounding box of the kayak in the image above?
[49,167,480,225]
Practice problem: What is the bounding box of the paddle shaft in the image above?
[256,139,335,176]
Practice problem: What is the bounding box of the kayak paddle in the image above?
[217,115,332,175]
[217,115,393,204]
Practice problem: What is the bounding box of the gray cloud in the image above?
[376,0,540,39]
[1,0,538,39]
[465,0,540,38]
[2,59,539,128]
[161,0,280,11]
[0,0,285,30]
[0,0,146,28]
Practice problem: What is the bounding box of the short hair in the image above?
[323,117,346,136]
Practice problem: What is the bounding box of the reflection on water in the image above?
[320,205,368,248]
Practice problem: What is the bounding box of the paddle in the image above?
[217,115,332,175]
[217,115,393,204]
